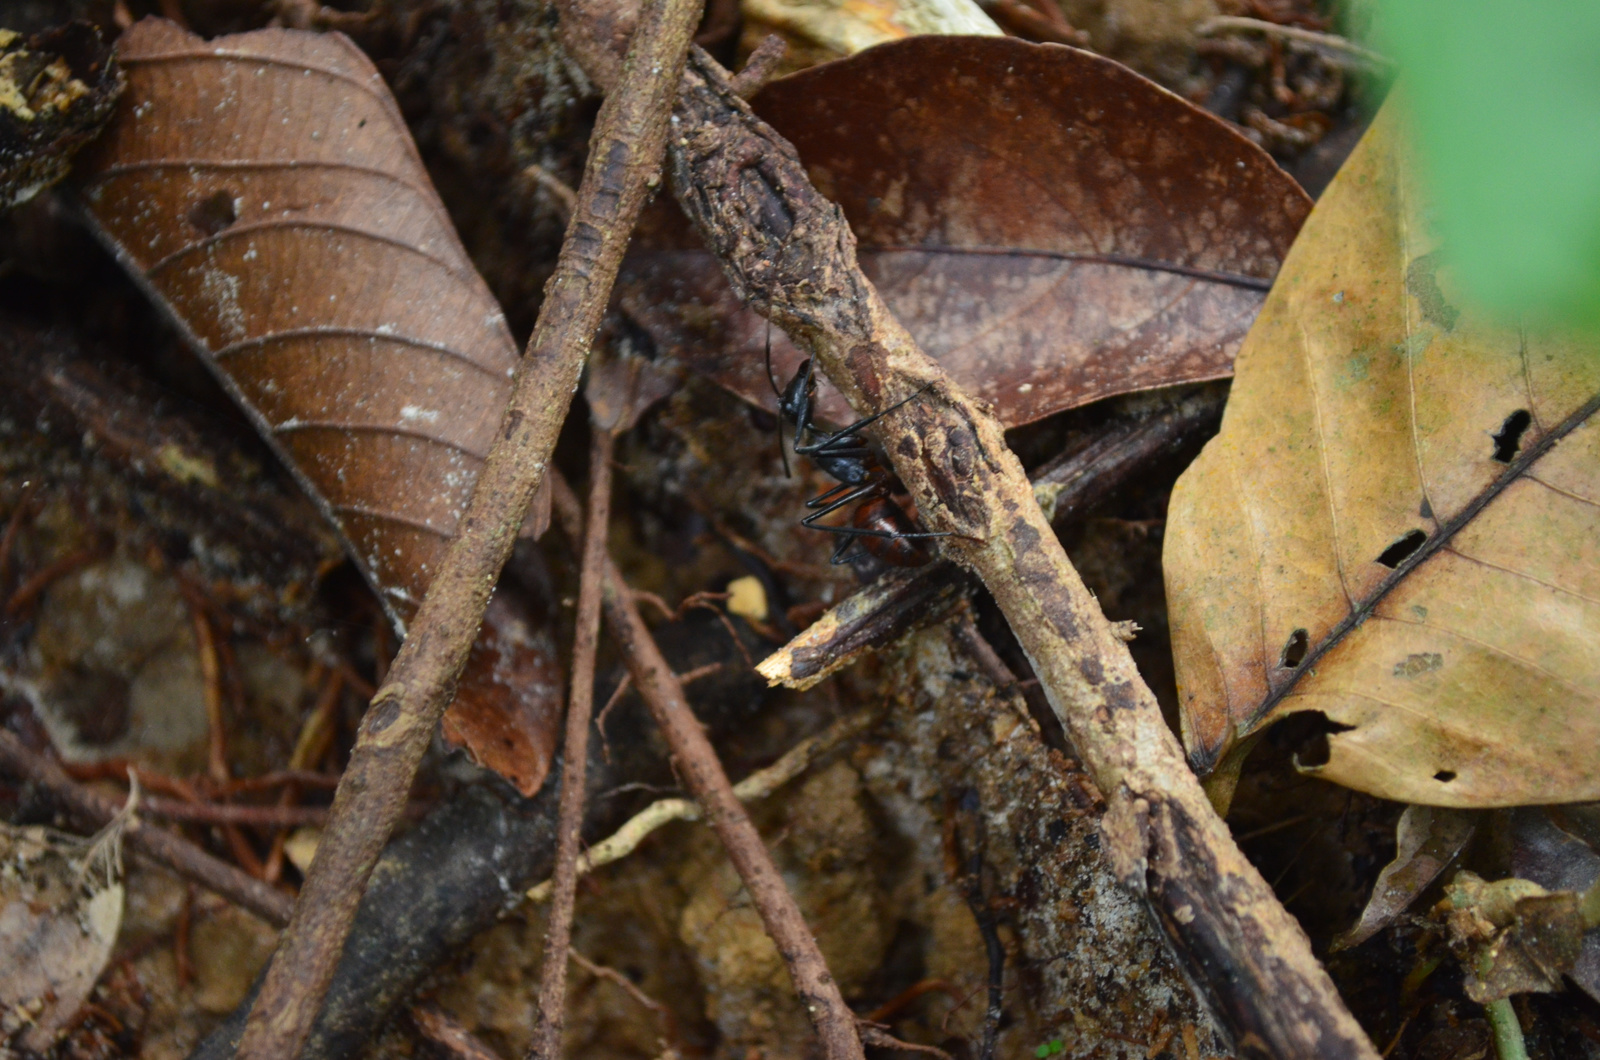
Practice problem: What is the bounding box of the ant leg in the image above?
[831,534,859,565]
[802,482,955,539]
[811,523,956,541]
[804,482,856,511]
[794,383,935,458]
[764,322,791,479]
[805,521,948,566]
[801,482,881,524]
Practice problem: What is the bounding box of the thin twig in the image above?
[1195,15,1390,68]
[864,979,961,1024]
[526,707,877,901]
[0,729,293,926]
[233,0,703,1052]
[0,482,37,594]
[267,669,347,881]
[524,164,578,223]
[4,545,98,616]
[549,471,866,1060]
[186,595,230,785]
[527,426,615,1059]
[409,1003,506,1060]
[662,47,1379,1060]
[569,949,683,1050]
[856,1024,955,1059]
[140,796,329,828]
[728,34,788,97]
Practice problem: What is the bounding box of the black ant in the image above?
[768,345,947,568]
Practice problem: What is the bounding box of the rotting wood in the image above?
[231,0,703,1053]
[662,47,1379,1060]
[548,471,868,1060]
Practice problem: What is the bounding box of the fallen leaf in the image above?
[0,801,131,1052]
[1335,804,1476,951]
[0,22,121,209]
[1164,99,1600,806]
[740,0,1000,73]
[1441,871,1584,1003]
[75,19,561,795]
[1511,807,1600,1003]
[620,35,1310,428]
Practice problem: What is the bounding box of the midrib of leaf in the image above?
[861,246,1275,290]
[1246,386,1600,730]
[634,246,1276,291]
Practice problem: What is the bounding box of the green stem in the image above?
[1485,998,1529,1060]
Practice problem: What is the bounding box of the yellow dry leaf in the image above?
[1164,99,1600,807]
[742,0,1000,71]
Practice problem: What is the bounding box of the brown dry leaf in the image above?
[584,331,680,433]
[1335,804,1476,951]
[1511,807,1600,1003]
[620,35,1310,428]
[1164,100,1600,807]
[1441,871,1585,1002]
[75,19,560,795]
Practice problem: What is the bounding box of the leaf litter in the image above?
[9,0,1600,1056]
[74,18,562,796]
[1165,99,1600,808]
[0,780,135,1054]
[620,35,1311,429]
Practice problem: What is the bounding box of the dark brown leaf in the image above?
[620,35,1310,427]
[75,19,560,795]
[1334,804,1477,951]
[1512,808,1600,1004]
[0,22,122,209]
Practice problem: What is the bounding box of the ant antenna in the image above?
[763,318,783,399]
[764,320,791,478]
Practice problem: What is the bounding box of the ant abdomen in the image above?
[851,497,933,567]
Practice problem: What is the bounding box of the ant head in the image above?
[778,358,816,427]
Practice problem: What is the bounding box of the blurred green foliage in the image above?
[1369,0,1600,332]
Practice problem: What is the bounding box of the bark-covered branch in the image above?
[663,47,1377,1060]
[232,2,703,1055]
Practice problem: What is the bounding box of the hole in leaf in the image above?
[1434,770,1457,783]
[1279,628,1309,668]
[1491,409,1532,463]
[1272,711,1355,769]
[1377,529,1427,569]
[189,189,238,236]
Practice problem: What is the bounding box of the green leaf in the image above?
[1370,0,1600,331]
